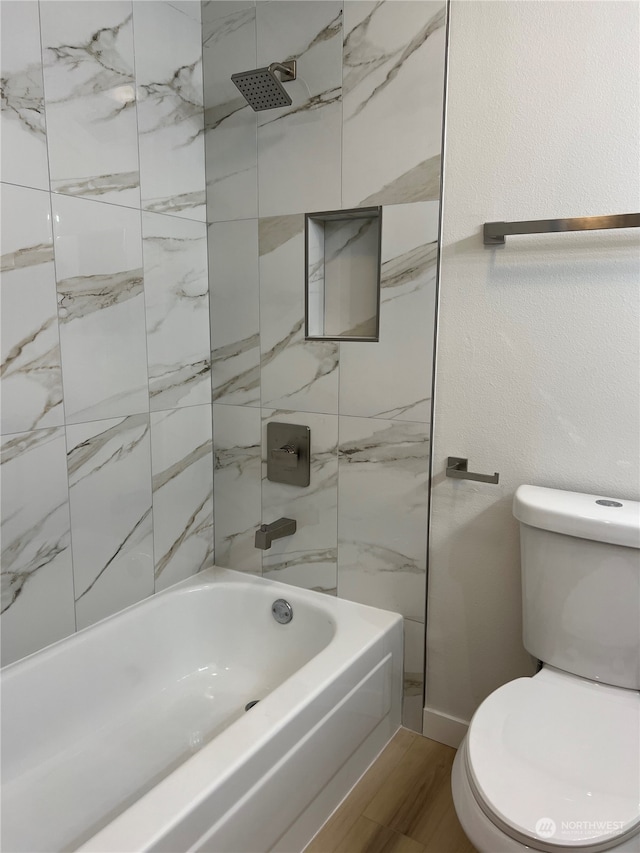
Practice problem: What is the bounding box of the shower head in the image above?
[231,61,297,112]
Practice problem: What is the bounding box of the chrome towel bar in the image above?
[483,212,640,245]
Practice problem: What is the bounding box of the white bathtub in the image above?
[1,567,403,853]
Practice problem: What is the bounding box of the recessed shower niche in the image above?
[305,207,382,341]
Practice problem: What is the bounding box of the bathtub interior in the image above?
[1,576,338,853]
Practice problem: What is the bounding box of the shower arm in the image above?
[269,60,297,81]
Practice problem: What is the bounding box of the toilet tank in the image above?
[514,485,640,690]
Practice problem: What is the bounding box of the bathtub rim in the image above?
[0,566,399,678]
[1,568,336,675]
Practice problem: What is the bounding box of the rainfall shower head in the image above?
[231,61,297,112]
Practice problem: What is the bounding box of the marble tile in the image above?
[203,1,255,25]
[213,403,262,574]
[0,1,49,190]
[322,215,379,339]
[203,4,258,222]
[151,406,214,591]
[0,428,75,666]
[142,212,211,410]
[306,217,325,338]
[357,156,442,209]
[209,219,260,406]
[403,618,425,732]
[256,1,343,217]
[1,185,64,434]
[67,414,154,630]
[339,202,439,421]
[133,1,206,221]
[259,215,339,413]
[337,417,429,622]
[52,194,149,423]
[342,1,446,207]
[40,1,140,207]
[261,409,338,594]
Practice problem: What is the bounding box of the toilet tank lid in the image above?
[513,485,640,549]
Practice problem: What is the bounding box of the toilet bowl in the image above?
[451,486,640,853]
[452,668,640,852]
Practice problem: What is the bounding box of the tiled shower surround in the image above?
[1,0,445,732]
[204,0,446,730]
[0,1,213,664]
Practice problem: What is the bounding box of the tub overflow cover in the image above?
[272,599,293,624]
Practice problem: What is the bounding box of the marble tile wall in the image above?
[203,0,447,730]
[0,0,212,666]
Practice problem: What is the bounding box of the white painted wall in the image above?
[426,0,640,739]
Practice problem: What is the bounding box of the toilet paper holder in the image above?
[446,457,499,485]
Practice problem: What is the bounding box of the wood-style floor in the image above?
[304,729,477,853]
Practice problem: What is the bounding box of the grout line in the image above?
[196,0,217,569]
[129,0,156,595]
[43,401,209,435]
[210,399,217,565]
[197,401,430,427]
[335,1,344,601]
[424,0,452,726]
[252,3,260,222]
[336,369,341,599]
[252,4,262,576]
[0,180,50,198]
[50,207,77,633]
[37,0,79,632]
[0,183,208,228]
[36,0,53,193]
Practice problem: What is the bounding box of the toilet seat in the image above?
[465,668,640,851]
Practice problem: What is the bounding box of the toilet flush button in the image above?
[596,499,623,507]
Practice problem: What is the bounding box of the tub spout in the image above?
[255,518,296,550]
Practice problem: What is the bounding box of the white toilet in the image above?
[452,485,640,853]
